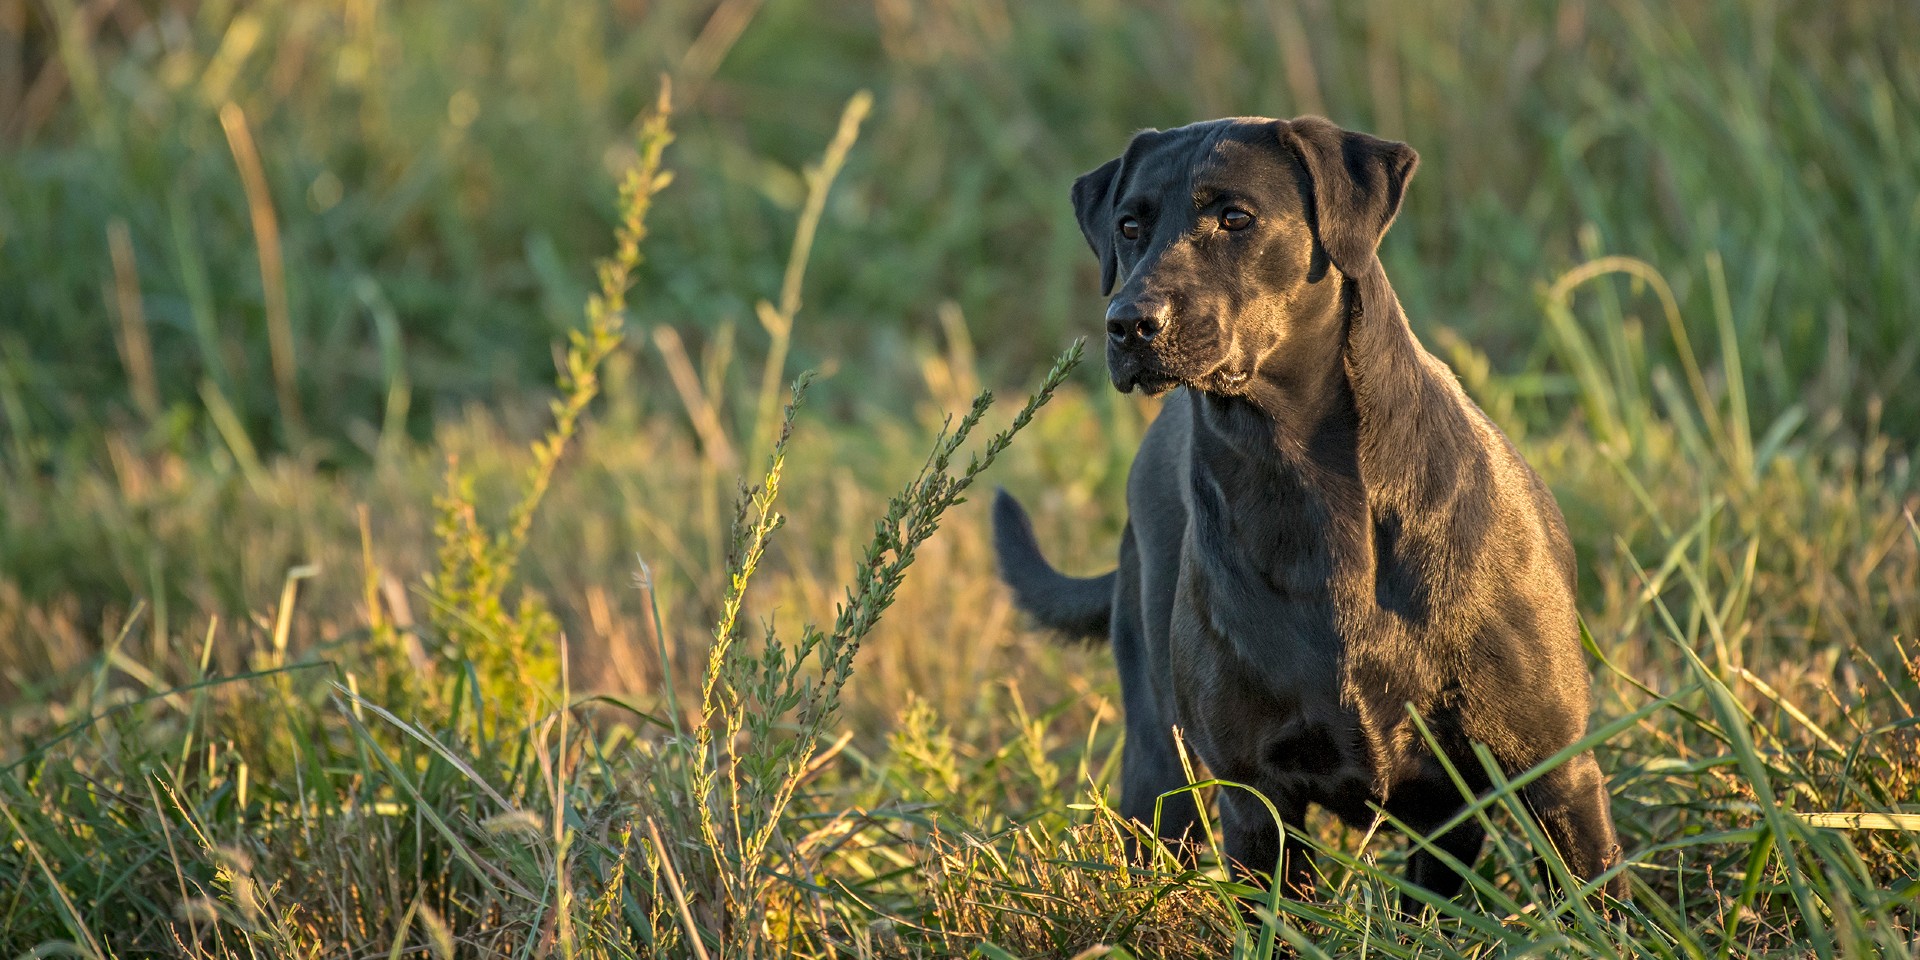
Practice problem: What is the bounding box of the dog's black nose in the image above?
[1106,298,1168,345]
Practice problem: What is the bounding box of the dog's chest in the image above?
[1172,512,1384,813]
[1169,415,1445,813]
[1180,458,1372,676]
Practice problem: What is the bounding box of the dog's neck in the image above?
[1188,276,1366,480]
[1184,266,1443,549]
[1182,283,1366,586]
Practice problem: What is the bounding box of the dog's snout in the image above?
[1106,298,1169,346]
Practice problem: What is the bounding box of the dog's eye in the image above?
[1118,217,1140,240]
[1220,208,1253,231]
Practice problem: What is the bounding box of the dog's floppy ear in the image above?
[1282,116,1418,279]
[1071,155,1124,296]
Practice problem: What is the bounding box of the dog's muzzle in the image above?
[1106,296,1168,348]
[1106,296,1180,394]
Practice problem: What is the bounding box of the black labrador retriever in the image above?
[993,116,1626,904]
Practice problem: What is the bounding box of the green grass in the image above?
[3,0,1919,956]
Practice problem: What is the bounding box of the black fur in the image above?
[991,489,1114,640]
[993,116,1626,908]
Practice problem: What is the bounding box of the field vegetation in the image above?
[1,0,1917,956]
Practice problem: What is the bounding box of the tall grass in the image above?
[3,0,1918,957]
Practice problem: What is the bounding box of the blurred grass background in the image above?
[2,0,1919,956]
[6,0,1916,451]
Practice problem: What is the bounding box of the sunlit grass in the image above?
[3,0,1918,957]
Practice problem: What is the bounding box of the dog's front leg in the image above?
[1112,657,1201,857]
[1403,814,1487,909]
[1521,751,1628,903]
[1117,719,1204,862]
[1112,529,1204,859]
[1220,790,1312,899]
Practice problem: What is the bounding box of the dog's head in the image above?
[1072,116,1417,395]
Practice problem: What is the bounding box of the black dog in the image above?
[994,116,1626,904]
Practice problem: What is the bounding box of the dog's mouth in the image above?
[1109,319,1250,397]
[1114,366,1181,396]
[1112,357,1249,397]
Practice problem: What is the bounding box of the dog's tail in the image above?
[991,488,1114,641]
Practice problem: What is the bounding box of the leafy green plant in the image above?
[417,87,677,728]
[650,341,1082,955]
